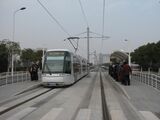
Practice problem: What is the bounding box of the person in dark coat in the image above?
[29,62,39,81]
[122,61,132,85]
[118,64,123,83]
[28,65,33,81]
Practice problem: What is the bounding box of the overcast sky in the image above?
[0,0,160,58]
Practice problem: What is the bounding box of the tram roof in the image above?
[47,49,71,52]
[46,49,87,60]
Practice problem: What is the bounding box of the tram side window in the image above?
[64,53,71,74]
[82,60,87,72]
[73,63,81,73]
[82,65,86,72]
[73,56,81,73]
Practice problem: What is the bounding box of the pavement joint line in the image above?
[6,107,37,120]
[13,83,42,96]
[122,94,146,120]
[69,72,97,120]
[101,72,128,120]
[40,108,63,120]
[0,88,52,115]
[104,88,127,120]
[106,74,131,100]
[75,109,91,120]
[100,71,111,120]
[140,111,160,120]
[0,83,42,107]
[115,83,131,100]
[110,110,127,120]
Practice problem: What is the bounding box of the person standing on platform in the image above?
[123,61,132,85]
[29,61,39,81]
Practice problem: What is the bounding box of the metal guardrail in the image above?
[131,72,160,91]
[0,71,42,86]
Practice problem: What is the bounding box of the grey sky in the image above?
[0,0,160,58]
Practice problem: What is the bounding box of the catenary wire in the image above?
[102,0,106,39]
[100,0,106,53]
[37,0,89,57]
[37,0,71,36]
[78,0,89,27]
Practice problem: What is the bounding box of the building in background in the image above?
[98,53,110,64]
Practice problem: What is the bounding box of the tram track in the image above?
[100,71,111,120]
[68,70,110,120]
[31,88,66,108]
[0,71,116,120]
[0,84,42,106]
[14,83,42,96]
[69,69,111,120]
[0,70,130,120]
[70,72,98,120]
[1,70,157,120]
[0,87,53,115]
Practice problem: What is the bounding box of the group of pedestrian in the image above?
[109,61,132,86]
[29,61,39,81]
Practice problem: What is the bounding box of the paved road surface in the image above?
[0,71,160,120]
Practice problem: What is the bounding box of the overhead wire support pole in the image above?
[101,0,106,53]
[68,28,109,74]
[87,27,90,74]
[102,0,106,38]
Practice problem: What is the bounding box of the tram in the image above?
[41,49,88,86]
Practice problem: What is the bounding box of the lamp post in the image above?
[124,39,131,66]
[11,7,26,76]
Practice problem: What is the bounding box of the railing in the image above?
[0,71,42,86]
[131,71,160,91]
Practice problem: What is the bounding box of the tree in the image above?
[20,49,43,69]
[21,49,34,68]
[35,50,43,69]
[0,41,8,72]
[131,40,160,71]
[0,40,21,72]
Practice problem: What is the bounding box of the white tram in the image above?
[41,49,88,86]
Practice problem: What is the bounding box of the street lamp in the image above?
[11,7,26,76]
[124,39,131,66]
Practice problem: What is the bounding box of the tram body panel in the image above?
[41,49,87,87]
[42,74,74,86]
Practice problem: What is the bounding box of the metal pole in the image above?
[124,39,131,66]
[87,27,90,73]
[128,52,131,66]
[42,47,45,68]
[11,11,16,77]
[11,7,26,77]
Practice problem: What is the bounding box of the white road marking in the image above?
[140,111,160,120]
[6,107,36,120]
[75,109,91,120]
[40,108,63,120]
[110,110,127,120]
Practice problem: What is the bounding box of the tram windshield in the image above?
[42,51,71,74]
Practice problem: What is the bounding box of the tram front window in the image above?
[42,51,71,74]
